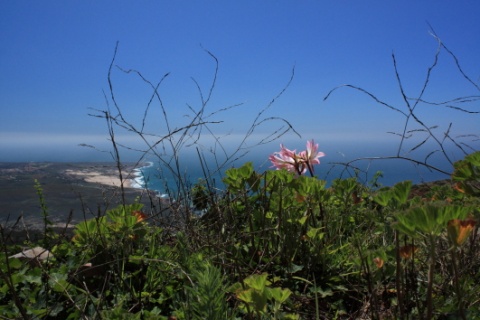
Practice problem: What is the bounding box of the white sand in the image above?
[65,169,135,188]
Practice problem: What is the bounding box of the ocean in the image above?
[1,139,473,228]
[129,141,462,196]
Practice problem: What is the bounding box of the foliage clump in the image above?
[1,152,480,319]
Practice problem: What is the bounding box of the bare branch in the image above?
[324,29,479,181]
[323,84,407,117]
[428,24,480,92]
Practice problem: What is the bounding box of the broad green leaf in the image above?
[269,287,292,303]
[237,288,254,304]
[0,284,9,295]
[392,180,412,205]
[244,273,268,291]
[238,162,254,179]
[8,258,22,270]
[307,227,324,239]
[394,210,419,237]
[49,272,69,293]
[250,289,268,313]
[465,151,480,167]
[452,162,473,181]
[373,189,392,207]
[227,282,243,294]
[286,264,304,274]
[443,205,470,221]
[311,287,334,298]
[24,268,42,285]
[298,215,308,225]
[395,204,469,237]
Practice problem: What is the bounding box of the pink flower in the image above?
[269,144,300,173]
[269,140,325,176]
[299,140,325,174]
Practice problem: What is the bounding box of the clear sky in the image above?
[1,1,479,163]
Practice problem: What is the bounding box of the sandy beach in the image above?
[0,162,148,227]
[0,162,180,244]
[64,168,136,188]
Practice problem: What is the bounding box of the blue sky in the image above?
[1,1,479,164]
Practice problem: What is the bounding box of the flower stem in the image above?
[395,232,405,319]
[451,247,466,320]
[426,234,435,320]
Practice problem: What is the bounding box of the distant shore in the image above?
[64,167,137,189]
[1,161,453,245]
[0,162,150,236]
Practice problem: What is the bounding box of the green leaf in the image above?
[392,180,411,205]
[237,288,254,304]
[453,152,480,179]
[29,308,48,317]
[307,227,324,240]
[298,215,308,225]
[465,151,480,167]
[24,268,42,285]
[128,255,144,264]
[227,282,243,294]
[373,189,393,207]
[312,287,334,298]
[244,273,268,291]
[49,272,69,293]
[395,204,469,237]
[286,264,304,274]
[269,287,292,303]
[442,205,470,221]
[452,161,473,181]
[394,211,419,237]
[250,289,268,313]
[8,258,23,270]
[238,162,254,179]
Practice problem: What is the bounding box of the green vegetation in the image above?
[1,152,479,319]
[2,34,479,319]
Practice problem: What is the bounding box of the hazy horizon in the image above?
[1,2,479,167]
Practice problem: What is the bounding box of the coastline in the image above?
[129,161,154,190]
[0,161,455,245]
[64,167,137,189]
[1,162,147,223]
[0,162,163,244]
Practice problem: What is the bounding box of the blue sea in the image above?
[128,141,464,196]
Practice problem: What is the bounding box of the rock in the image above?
[9,246,53,267]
